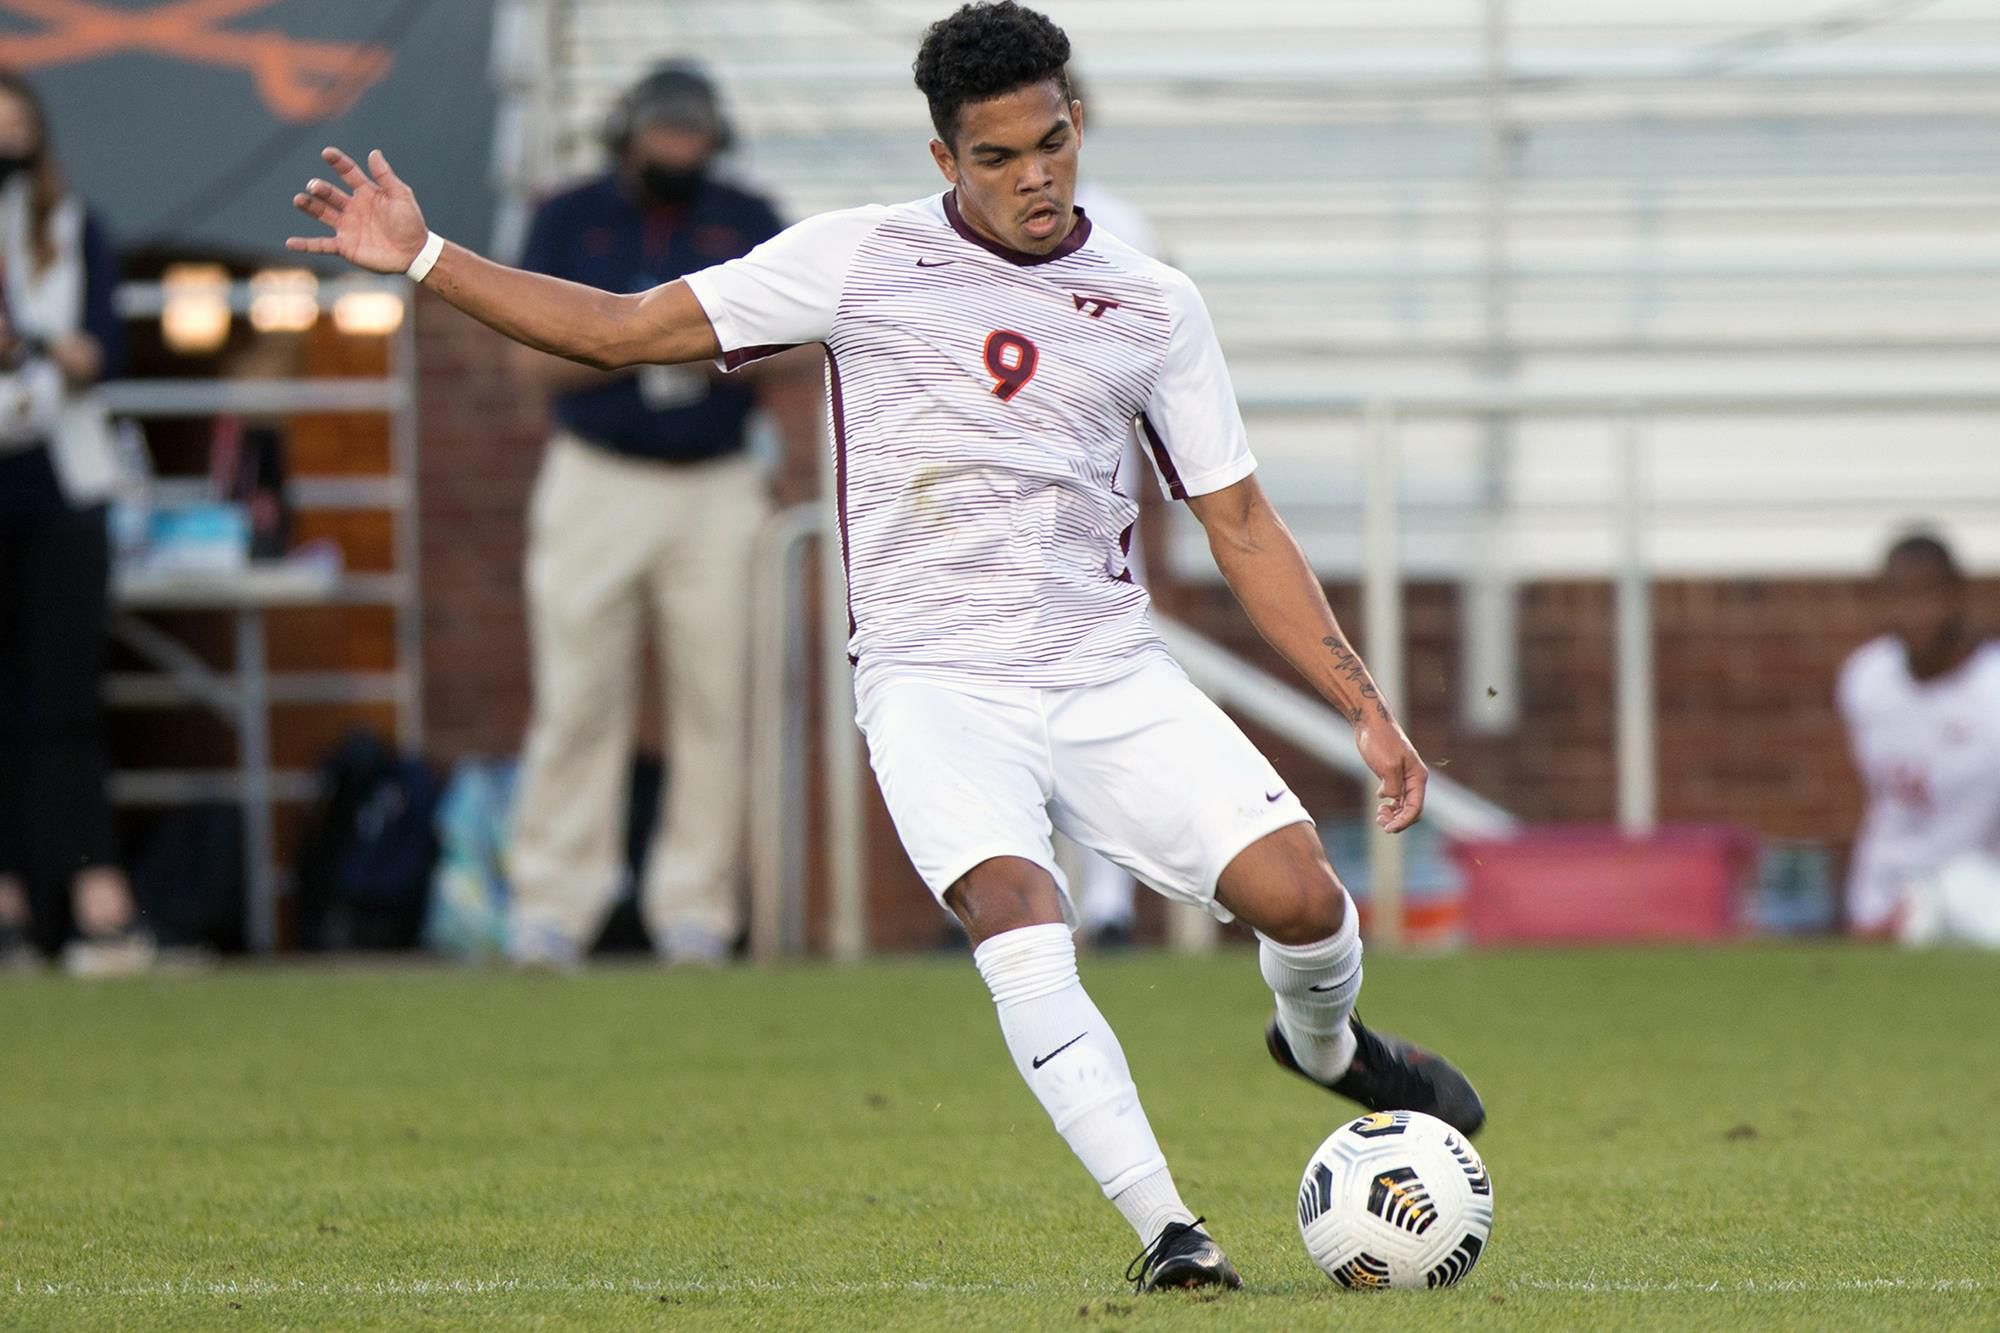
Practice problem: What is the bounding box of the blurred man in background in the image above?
[1836,532,2000,937]
[505,63,818,968]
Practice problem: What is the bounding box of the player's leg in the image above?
[1044,662,1363,1086]
[948,859,1184,1233]
[860,679,1237,1290]
[1217,830,1485,1134]
[1214,821,1364,1080]
[947,857,1238,1291]
[508,437,649,965]
[1047,660,1482,1134]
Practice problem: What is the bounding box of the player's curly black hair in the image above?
[912,1,1072,148]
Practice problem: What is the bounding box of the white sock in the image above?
[1113,1165,1198,1247]
[1257,891,1363,1082]
[973,923,1194,1243]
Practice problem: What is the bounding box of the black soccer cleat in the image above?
[1267,1013,1486,1138]
[1125,1216,1243,1294]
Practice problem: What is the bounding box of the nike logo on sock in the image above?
[1265,790,1286,802]
[1032,1031,1087,1069]
[1308,982,1340,992]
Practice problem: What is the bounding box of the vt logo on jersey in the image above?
[1072,294,1121,319]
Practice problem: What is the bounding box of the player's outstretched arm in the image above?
[1186,474,1429,832]
[287,146,719,369]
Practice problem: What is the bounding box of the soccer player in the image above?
[1837,533,2000,936]
[288,0,1483,1293]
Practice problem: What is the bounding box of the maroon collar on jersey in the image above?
[942,192,1093,266]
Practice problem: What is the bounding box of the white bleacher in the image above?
[495,1,2000,577]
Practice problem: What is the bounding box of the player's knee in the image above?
[1223,826,1349,944]
[1259,866,1349,946]
[945,857,1066,947]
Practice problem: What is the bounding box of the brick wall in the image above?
[1174,578,1988,853]
[414,291,543,760]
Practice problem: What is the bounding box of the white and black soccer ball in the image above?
[1297,1110,1494,1291]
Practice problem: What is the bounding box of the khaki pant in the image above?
[510,434,768,951]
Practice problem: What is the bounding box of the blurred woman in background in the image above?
[0,69,149,972]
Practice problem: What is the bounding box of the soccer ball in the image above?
[1297,1110,1494,1290]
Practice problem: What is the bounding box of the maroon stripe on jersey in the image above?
[722,342,804,370]
[942,192,1093,267]
[1137,413,1187,500]
[825,345,860,663]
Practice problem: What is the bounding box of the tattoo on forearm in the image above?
[1322,635,1393,723]
[1321,636,1376,699]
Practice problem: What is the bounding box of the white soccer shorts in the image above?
[856,657,1313,924]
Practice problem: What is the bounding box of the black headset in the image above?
[603,61,736,156]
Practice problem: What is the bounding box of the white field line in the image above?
[3,1276,1989,1300]
[1511,1278,1987,1295]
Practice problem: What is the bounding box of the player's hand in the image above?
[286,147,429,274]
[1355,718,1428,833]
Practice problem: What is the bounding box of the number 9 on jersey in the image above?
[983,330,1040,402]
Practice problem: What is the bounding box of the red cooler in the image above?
[1448,824,1759,945]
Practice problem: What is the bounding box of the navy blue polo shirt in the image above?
[518,173,782,463]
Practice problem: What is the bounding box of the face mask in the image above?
[0,153,36,185]
[638,162,704,208]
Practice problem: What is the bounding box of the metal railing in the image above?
[96,277,423,951]
[747,504,818,962]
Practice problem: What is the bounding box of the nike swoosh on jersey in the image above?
[915,257,954,268]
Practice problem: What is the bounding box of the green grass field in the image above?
[4,945,1998,1331]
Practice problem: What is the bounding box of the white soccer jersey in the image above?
[1836,636,2000,931]
[683,193,1254,695]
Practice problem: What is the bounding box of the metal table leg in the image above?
[235,607,277,953]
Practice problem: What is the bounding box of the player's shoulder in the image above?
[844,193,975,250]
[1084,230,1205,316]
[1085,225,1183,284]
[1837,635,1907,712]
[777,199,908,245]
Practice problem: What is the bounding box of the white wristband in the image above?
[405,231,445,284]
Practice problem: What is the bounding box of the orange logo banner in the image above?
[0,0,394,123]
